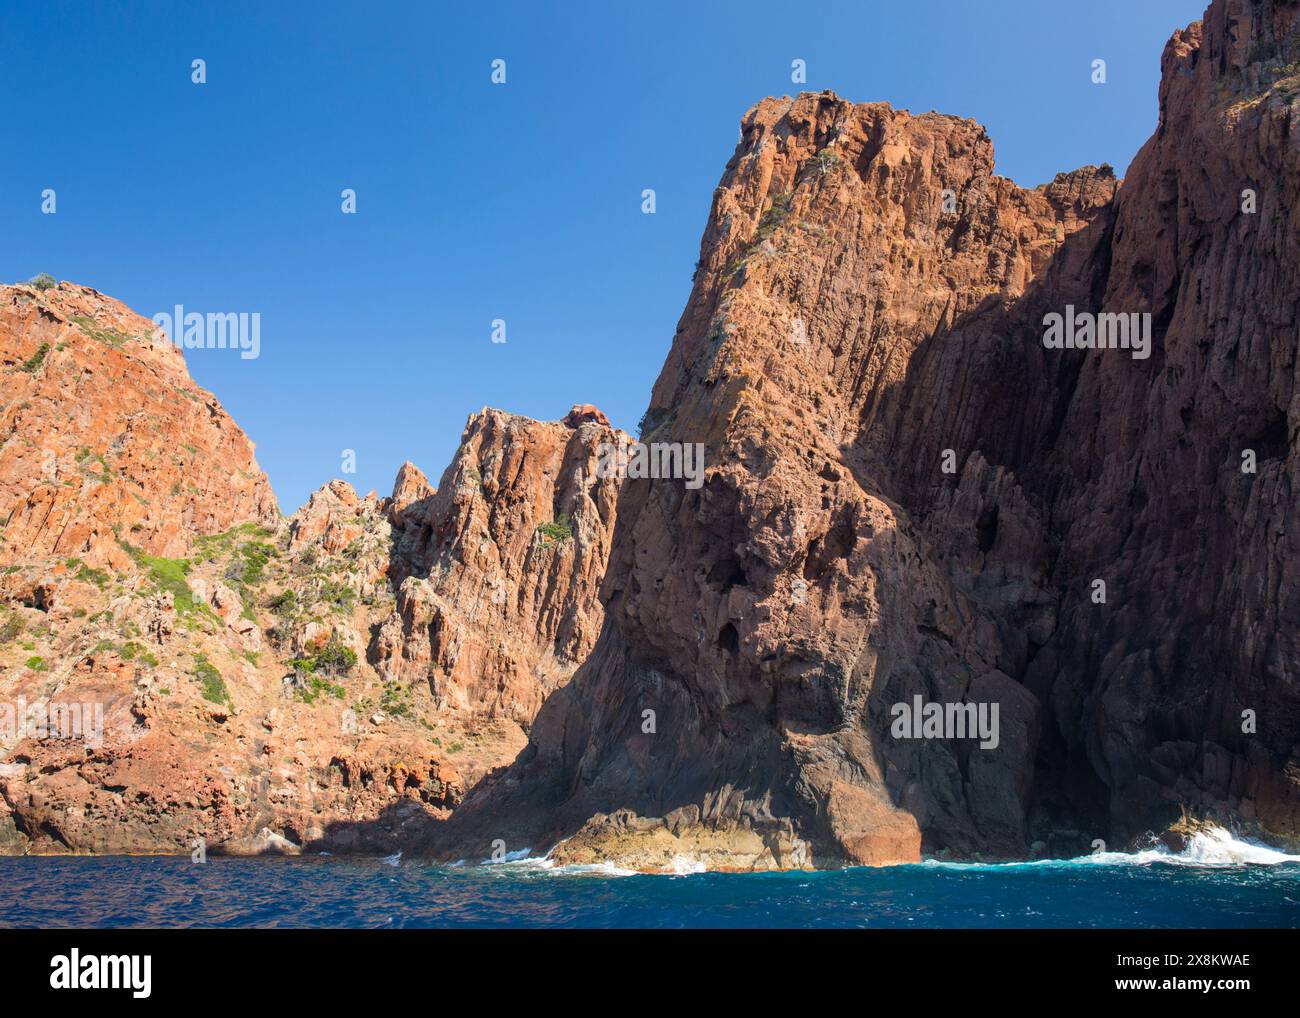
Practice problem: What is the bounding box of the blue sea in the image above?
[2,831,1299,929]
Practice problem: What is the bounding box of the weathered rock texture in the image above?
[373,409,625,723]
[0,283,278,567]
[0,280,618,854]
[5,0,1298,869]
[434,0,1300,868]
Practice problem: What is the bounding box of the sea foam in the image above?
[920,823,1300,871]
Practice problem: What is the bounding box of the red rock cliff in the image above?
[434,0,1300,869]
[0,281,622,854]
[372,407,624,723]
[0,282,279,567]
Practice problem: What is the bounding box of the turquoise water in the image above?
[2,853,1298,928]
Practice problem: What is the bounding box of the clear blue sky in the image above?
[0,0,1207,512]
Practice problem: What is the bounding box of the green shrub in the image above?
[20,343,49,373]
[25,656,48,672]
[237,541,276,585]
[30,273,56,291]
[294,674,347,704]
[754,190,792,242]
[120,641,145,661]
[815,149,842,174]
[192,653,230,705]
[70,314,131,347]
[193,522,275,563]
[536,515,574,543]
[267,589,298,615]
[380,680,412,718]
[139,552,192,604]
[316,579,356,613]
[76,564,111,589]
[313,637,357,675]
[0,614,22,644]
[290,635,357,678]
[118,539,215,621]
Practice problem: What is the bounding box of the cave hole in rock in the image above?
[707,555,749,590]
[1251,410,1290,463]
[976,504,999,554]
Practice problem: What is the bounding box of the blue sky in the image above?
[0,0,1207,512]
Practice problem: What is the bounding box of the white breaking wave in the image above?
[666,855,707,876]
[921,824,1300,871]
[486,852,638,878]
[455,823,1300,876]
[548,860,640,877]
[1080,826,1300,868]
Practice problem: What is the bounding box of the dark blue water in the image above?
[2,855,1298,928]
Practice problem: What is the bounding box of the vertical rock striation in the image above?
[435,0,1300,869]
[372,408,625,723]
[0,280,623,853]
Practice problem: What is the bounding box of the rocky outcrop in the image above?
[1016,0,1300,849]
[432,0,1300,867]
[388,460,435,531]
[0,463,490,855]
[0,281,620,854]
[6,0,1298,868]
[0,282,278,568]
[288,481,373,557]
[372,408,625,723]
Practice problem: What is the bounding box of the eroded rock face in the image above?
[372,408,625,723]
[1018,0,1300,848]
[0,470,499,856]
[0,282,279,567]
[434,0,1300,867]
[6,0,1297,868]
[0,285,615,854]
